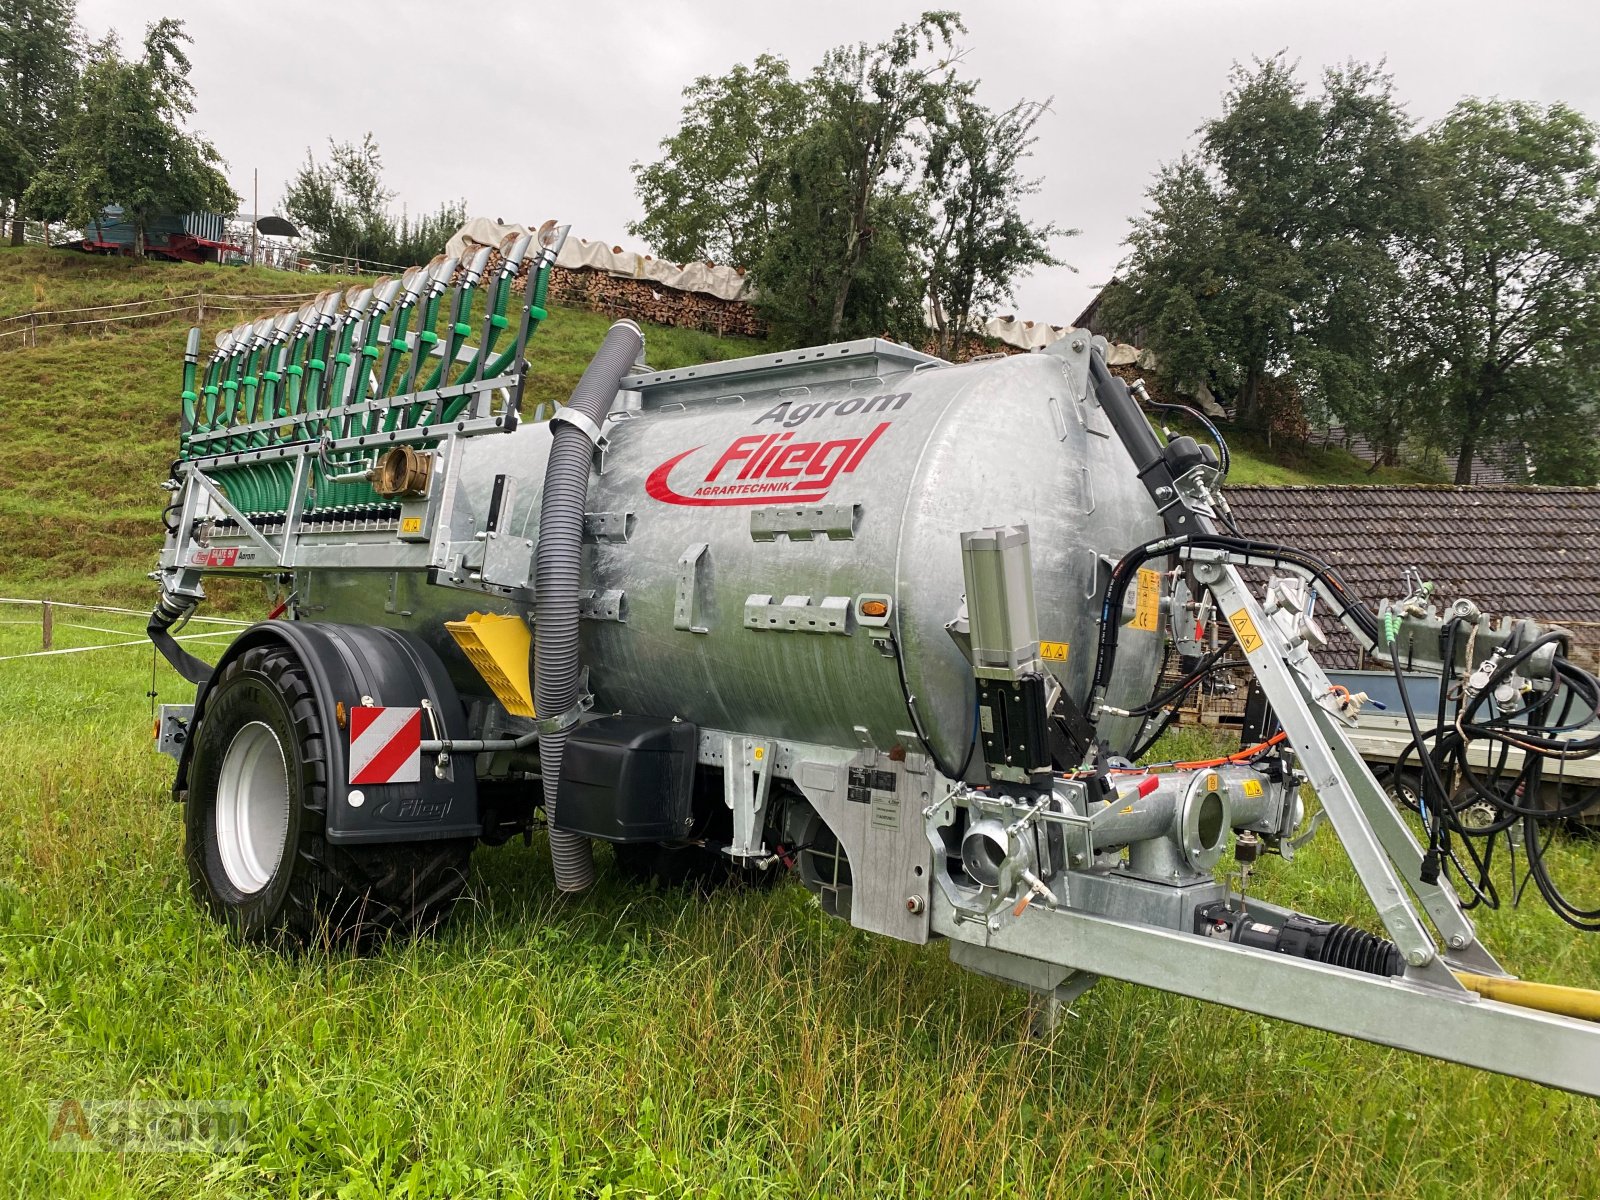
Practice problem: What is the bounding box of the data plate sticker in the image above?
[1131,568,1162,632]
[871,792,901,830]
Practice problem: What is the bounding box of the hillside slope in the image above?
[0,246,1431,606]
[0,247,769,604]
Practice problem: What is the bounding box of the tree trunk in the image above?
[1237,363,1263,431]
[9,200,24,246]
[1454,413,1481,485]
[827,160,877,340]
[135,223,146,259]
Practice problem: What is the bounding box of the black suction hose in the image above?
[148,591,213,686]
[537,319,644,892]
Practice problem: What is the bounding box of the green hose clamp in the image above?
[203,385,219,396]
[243,376,258,388]
[419,331,438,346]
[489,314,509,329]
[392,337,410,352]
[221,380,238,392]
[285,365,303,377]
[335,353,352,366]
[263,371,281,383]
[454,322,472,337]
[361,345,380,359]
[181,390,197,402]
[529,306,547,321]
[309,359,325,372]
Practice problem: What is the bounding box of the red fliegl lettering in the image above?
[646,422,890,507]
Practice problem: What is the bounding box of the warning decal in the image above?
[1130,568,1162,632]
[1040,640,1069,662]
[349,706,422,785]
[1229,608,1264,654]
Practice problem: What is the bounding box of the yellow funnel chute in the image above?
[445,612,534,717]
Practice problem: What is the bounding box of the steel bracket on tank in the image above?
[673,543,710,633]
[577,588,626,622]
[582,510,635,543]
[724,734,774,859]
[743,594,852,635]
[749,503,860,542]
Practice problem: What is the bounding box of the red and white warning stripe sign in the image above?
[349,706,422,785]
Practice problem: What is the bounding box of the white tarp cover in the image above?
[447,217,752,301]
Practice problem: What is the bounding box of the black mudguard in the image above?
[173,621,480,844]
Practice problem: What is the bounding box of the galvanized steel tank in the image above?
[323,338,1167,770]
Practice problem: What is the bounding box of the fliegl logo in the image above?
[645,392,908,507]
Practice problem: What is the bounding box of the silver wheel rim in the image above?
[215,720,290,894]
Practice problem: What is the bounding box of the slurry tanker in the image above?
[149,226,1600,1095]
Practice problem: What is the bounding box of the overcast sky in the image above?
[78,0,1600,326]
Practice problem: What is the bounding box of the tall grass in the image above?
[0,619,1598,1197]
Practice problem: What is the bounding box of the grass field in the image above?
[2,249,1594,1196]
[1,616,1599,1198]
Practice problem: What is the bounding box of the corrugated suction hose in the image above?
[536,319,643,892]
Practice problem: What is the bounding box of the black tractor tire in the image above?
[184,641,473,948]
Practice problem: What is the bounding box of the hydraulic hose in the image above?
[536,319,644,893]
[148,590,213,686]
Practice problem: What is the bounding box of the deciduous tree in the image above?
[1400,100,1600,484]
[923,96,1064,358]
[1103,55,1425,437]
[284,133,464,269]
[0,0,78,244]
[630,11,1061,348]
[27,18,233,255]
[627,54,805,268]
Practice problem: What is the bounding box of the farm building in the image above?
[1226,484,1600,670]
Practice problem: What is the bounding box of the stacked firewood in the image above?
[457,243,767,340]
[542,267,767,339]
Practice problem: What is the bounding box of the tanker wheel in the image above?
[184,642,473,947]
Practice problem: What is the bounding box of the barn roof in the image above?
[1222,485,1600,667]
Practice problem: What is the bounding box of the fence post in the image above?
[29,313,36,348]
[41,600,52,651]
[196,289,205,325]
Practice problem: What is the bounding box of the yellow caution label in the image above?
[1040,640,1069,662]
[1131,568,1162,632]
[1205,772,1220,792]
[1229,607,1264,654]
[1243,779,1263,798]
[400,516,423,534]
[753,746,765,761]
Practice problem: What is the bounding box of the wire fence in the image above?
[0,289,329,347]
[0,597,247,664]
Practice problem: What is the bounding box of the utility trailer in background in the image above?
[1323,668,1600,814]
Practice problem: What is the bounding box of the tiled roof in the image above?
[1223,485,1600,667]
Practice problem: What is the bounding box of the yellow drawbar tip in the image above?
[444,612,535,718]
[1453,970,1600,1023]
